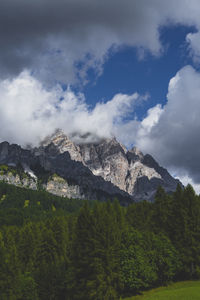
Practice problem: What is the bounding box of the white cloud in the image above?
[0,71,139,147]
[186,31,200,63]
[1,67,200,193]
[133,65,200,186]
[1,0,200,192]
[139,105,164,134]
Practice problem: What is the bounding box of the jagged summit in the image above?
[129,146,143,156]
[38,129,181,201]
[40,129,82,161]
[40,128,69,148]
[0,140,131,204]
[0,129,181,202]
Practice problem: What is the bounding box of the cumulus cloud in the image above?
[187,31,200,63]
[1,0,200,85]
[0,71,140,146]
[2,0,200,191]
[1,66,200,192]
[134,65,200,186]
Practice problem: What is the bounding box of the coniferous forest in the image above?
[0,181,200,299]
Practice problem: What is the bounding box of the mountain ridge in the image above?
[0,140,132,205]
[40,129,181,201]
[0,130,181,202]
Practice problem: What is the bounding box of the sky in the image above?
[1,0,200,191]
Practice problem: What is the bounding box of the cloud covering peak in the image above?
[0,71,140,146]
[1,0,200,191]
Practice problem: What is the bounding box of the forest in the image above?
[0,181,200,300]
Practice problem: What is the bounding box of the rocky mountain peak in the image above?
[40,129,82,162]
[0,130,181,202]
[127,146,144,163]
[130,146,143,157]
[37,129,181,201]
[40,129,70,148]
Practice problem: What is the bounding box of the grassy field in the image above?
[123,281,200,300]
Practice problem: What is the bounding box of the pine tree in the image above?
[34,224,59,300]
[71,201,122,299]
[0,229,21,299]
[0,231,9,299]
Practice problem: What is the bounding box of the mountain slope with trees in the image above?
[0,181,200,299]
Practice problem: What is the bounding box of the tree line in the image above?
[0,181,200,299]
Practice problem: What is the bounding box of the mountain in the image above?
[40,129,181,201]
[0,140,131,205]
[0,130,181,202]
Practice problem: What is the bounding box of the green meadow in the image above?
[124,281,200,300]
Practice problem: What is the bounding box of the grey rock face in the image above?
[41,130,181,201]
[37,144,131,204]
[0,140,131,204]
[44,174,85,199]
[0,169,37,190]
[79,141,180,201]
[79,138,129,192]
[0,130,181,202]
[0,174,37,190]
[40,129,82,162]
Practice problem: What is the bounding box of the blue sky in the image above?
[1,0,200,191]
[83,25,196,120]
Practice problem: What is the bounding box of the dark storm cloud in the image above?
[1,0,197,84]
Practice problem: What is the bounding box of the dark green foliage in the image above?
[148,233,180,285]
[120,229,157,293]
[18,272,39,300]
[70,201,123,299]
[126,200,153,231]
[0,229,22,299]
[152,184,200,280]
[0,181,89,225]
[0,181,200,299]
[120,229,179,295]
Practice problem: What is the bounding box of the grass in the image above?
[123,281,200,300]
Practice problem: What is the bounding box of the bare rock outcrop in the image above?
[41,130,181,201]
